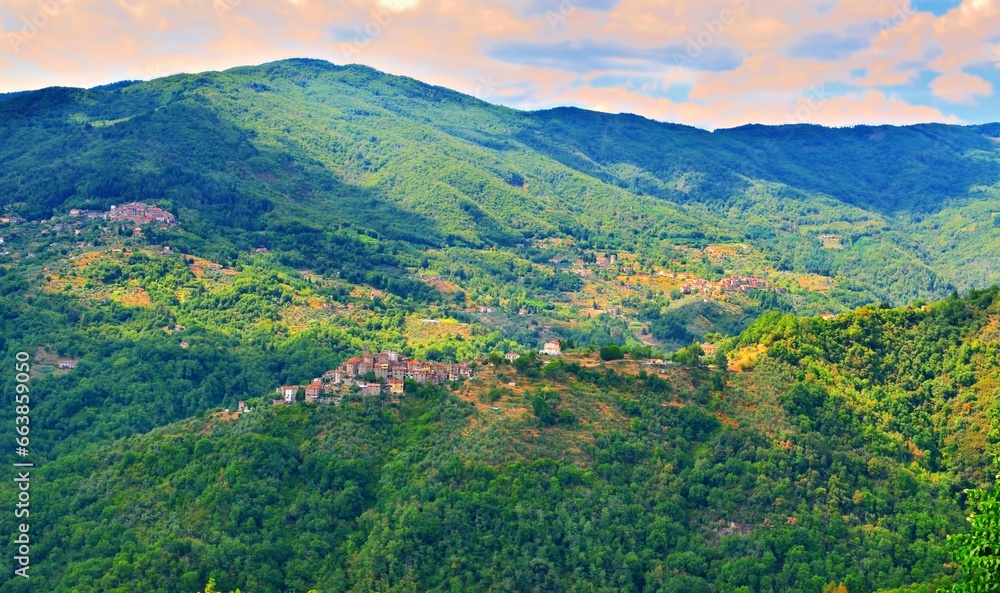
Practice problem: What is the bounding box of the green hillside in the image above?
[2,59,1000,304]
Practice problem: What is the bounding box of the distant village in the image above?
[72,201,178,228]
[544,246,776,298]
[0,201,179,259]
[258,340,563,410]
[678,274,775,296]
[547,253,618,270]
[267,346,474,408]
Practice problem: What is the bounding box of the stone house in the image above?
[305,379,324,404]
[541,340,562,356]
[360,382,384,396]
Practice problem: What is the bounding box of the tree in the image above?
[530,392,556,426]
[599,343,624,361]
[204,578,243,593]
[947,474,1000,592]
[672,344,704,367]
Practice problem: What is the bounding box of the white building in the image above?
[541,340,561,356]
[276,385,298,403]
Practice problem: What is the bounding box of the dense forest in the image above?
[1,59,999,592]
[2,283,1000,592]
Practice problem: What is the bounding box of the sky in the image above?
[0,0,998,129]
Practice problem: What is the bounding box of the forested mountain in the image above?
[1,59,999,593]
[2,59,1000,302]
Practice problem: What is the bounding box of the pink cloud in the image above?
[930,72,993,104]
[531,82,958,129]
[0,0,994,128]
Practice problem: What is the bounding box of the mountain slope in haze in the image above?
[1,58,999,306]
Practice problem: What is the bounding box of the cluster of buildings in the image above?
[68,201,178,228]
[594,253,617,268]
[271,341,563,407]
[719,275,773,292]
[272,347,474,406]
[681,275,774,296]
[1,216,91,258]
[108,202,177,227]
[548,253,618,269]
[68,209,107,220]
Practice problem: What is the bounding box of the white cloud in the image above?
[377,0,420,11]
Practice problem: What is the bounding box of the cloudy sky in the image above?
[1,0,998,129]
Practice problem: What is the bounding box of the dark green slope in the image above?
[518,109,1000,212]
[715,123,1000,213]
[0,61,724,251]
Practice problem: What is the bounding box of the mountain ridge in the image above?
[3,59,1000,309]
[9,58,998,134]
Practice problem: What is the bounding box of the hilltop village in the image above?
[269,346,475,407]
[71,201,178,227]
[261,340,563,410]
[677,273,775,296]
